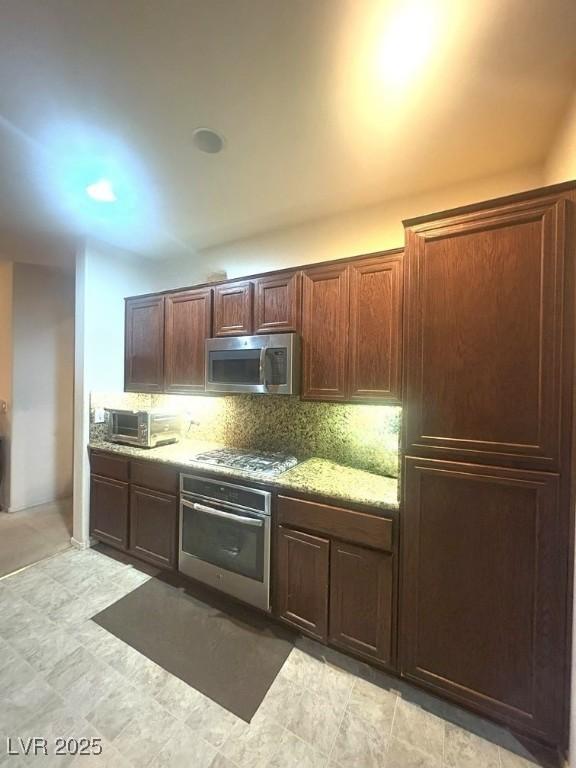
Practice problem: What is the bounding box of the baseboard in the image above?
[8,495,72,514]
[70,536,97,550]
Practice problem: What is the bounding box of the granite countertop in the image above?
[274,458,398,511]
[88,439,399,512]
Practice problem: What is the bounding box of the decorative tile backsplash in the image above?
[90,392,401,477]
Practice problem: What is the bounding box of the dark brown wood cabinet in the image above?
[130,460,179,495]
[213,280,253,337]
[277,494,393,551]
[90,452,178,571]
[253,272,300,334]
[90,474,129,550]
[164,288,212,393]
[400,184,576,749]
[330,541,393,666]
[301,264,349,400]
[275,495,397,667]
[129,485,178,569]
[125,296,165,392]
[275,525,329,642]
[403,195,567,470]
[349,254,402,402]
[90,452,130,483]
[401,457,565,742]
[300,252,403,403]
[124,250,402,401]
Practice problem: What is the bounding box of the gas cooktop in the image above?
[192,447,299,477]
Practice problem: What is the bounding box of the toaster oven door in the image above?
[108,411,144,445]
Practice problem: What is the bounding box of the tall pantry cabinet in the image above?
[400,183,576,747]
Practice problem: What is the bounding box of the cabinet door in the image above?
[213,281,253,337]
[90,475,129,550]
[404,197,567,469]
[401,457,565,743]
[275,526,329,641]
[253,272,300,334]
[301,264,349,400]
[330,541,394,667]
[349,254,402,403]
[125,296,165,392]
[164,288,212,393]
[129,485,178,570]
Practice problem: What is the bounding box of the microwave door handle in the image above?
[183,500,263,527]
[259,347,268,390]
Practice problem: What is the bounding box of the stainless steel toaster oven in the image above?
[105,409,180,448]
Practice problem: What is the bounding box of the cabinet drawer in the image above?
[130,460,179,495]
[90,451,130,482]
[276,495,393,552]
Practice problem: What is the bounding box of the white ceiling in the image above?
[0,0,575,256]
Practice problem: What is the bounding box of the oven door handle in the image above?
[182,500,264,527]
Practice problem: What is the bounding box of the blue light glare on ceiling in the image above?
[36,121,161,250]
[85,178,116,203]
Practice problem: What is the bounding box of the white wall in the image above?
[545,88,576,184]
[72,240,182,544]
[195,165,544,277]
[8,263,74,512]
[0,232,76,270]
[0,262,13,510]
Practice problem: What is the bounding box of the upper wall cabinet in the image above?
[348,254,402,402]
[124,253,402,402]
[301,264,350,401]
[403,195,568,470]
[125,296,165,393]
[301,253,403,403]
[213,281,253,337]
[164,288,212,394]
[213,272,301,337]
[254,272,301,334]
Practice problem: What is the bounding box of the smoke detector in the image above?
[192,128,225,154]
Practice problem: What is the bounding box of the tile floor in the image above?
[0,547,553,767]
[0,499,72,577]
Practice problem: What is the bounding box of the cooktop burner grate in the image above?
[192,447,299,477]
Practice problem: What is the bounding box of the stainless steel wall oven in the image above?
[179,473,271,611]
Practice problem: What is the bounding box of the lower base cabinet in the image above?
[275,496,396,668]
[129,485,178,570]
[401,457,565,744]
[276,526,329,641]
[330,541,393,666]
[89,451,178,572]
[89,474,129,549]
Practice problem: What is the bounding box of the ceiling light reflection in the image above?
[375,0,443,91]
[36,120,160,251]
[85,178,116,203]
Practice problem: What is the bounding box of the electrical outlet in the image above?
[94,407,106,424]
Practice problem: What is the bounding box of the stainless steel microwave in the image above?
[205,333,300,395]
[105,409,180,448]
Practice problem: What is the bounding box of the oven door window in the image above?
[181,502,265,582]
[208,349,261,386]
[112,413,139,437]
